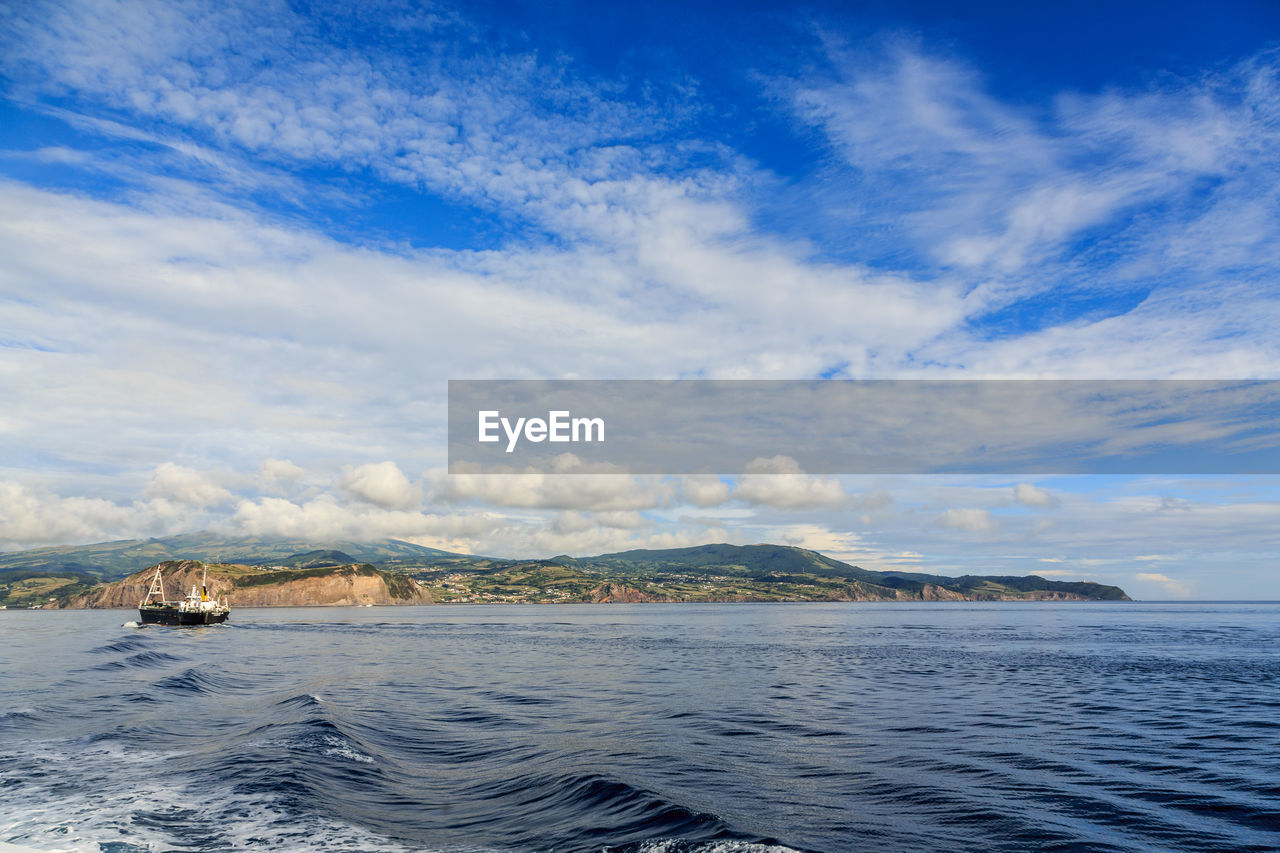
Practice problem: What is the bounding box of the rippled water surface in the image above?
[2,603,1278,852]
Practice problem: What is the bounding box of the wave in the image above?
[615,843,802,853]
[152,667,248,695]
[0,740,426,853]
[6,603,1279,852]
[91,635,152,654]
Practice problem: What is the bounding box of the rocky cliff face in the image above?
[585,583,669,603]
[61,560,431,609]
[228,572,419,606]
[921,583,968,601]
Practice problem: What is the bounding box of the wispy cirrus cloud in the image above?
[794,42,1280,279]
[0,0,681,225]
[789,41,1280,377]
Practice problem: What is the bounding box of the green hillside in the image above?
[4,536,1130,605]
[0,568,100,608]
[0,534,466,581]
[257,549,360,569]
[413,544,1130,603]
[564,544,1128,599]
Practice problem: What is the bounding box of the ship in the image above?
[138,564,230,626]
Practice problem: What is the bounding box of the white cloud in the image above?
[679,475,732,507]
[231,495,705,558]
[768,524,864,560]
[4,462,1280,598]
[795,42,1280,280]
[791,42,1280,379]
[937,507,995,532]
[592,510,650,530]
[0,481,195,549]
[551,509,649,534]
[338,461,417,509]
[1013,483,1057,507]
[258,458,305,492]
[144,463,232,507]
[427,465,673,511]
[732,456,848,510]
[230,495,490,542]
[1134,571,1194,599]
[550,511,596,535]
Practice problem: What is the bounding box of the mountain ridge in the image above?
[0,534,466,580]
[0,534,1131,606]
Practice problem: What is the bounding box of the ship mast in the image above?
[142,566,167,606]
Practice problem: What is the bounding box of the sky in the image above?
[1,0,1279,599]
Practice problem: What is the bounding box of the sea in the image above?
[1,602,1277,853]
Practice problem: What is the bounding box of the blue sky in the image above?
[1,0,1279,598]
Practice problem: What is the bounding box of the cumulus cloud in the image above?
[731,456,848,510]
[937,507,995,532]
[229,493,725,558]
[144,463,233,507]
[489,526,745,561]
[679,475,732,507]
[259,458,305,492]
[230,495,489,542]
[0,480,194,549]
[551,509,650,535]
[427,465,673,511]
[1013,483,1057,507]
[550,511,596,535]
[338,462,418,509]
[592,510,650,530]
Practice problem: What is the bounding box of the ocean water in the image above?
[1,603,1278,853]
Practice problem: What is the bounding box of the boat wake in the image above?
[5,605,1278,852]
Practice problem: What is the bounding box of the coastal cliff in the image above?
[60,560,431,609]
[585,583,667,603]
[11,537,1130,607]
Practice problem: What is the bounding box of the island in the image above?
[0,535,1130,608]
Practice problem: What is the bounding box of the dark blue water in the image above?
[2,603,1278,852]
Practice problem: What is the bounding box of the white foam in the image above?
[0,740,416,853]
[632,843,801,853]
[4,742,791,853]
[321,734,375,764]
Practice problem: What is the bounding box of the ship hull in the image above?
[138,607,229,626]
